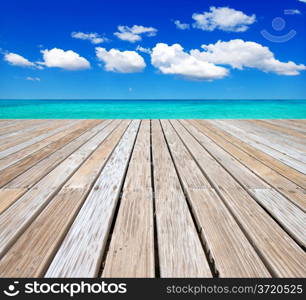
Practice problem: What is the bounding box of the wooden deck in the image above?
[0,119,305,278]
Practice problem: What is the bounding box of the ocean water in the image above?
[0,99,306,119]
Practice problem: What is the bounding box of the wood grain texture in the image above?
[0,120,69,151]
[151,120,211,278]
[0,121,130,277]
[213,120,306,174]
[253,120,306,141]
[0,119,304,278]
[0,120,46,138]
[0,120,77,158]
[193,120,306,212]
[171,120,306,277]
[230,120,306,161]
[183,120,306,247]
[102,120,154,278]
[0,120,118,258]
[0,120,101,186]
[0,121,112,213]
[162,120,270,277]
[205,120,306,189]
[45,120,140,278]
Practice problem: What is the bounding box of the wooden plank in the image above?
[102,120,154,278]
[275,120,306,131]
[193,120,306,212]
[253,120,306,141]
[0,120,20,128]
[0,120,68,151]
[171,120,306,277]
[0,120,84,171]
[45,120,140,278]
[151,120,211,278]
[207,120,306,187]
[0,120,77,158]
[0,120,45,135]
[0,120,54,142]
[183,120,306,247]
[249,188,306,247]
[0,120,46,137]
[214,120,306,174]
[0,120,100,185]
[230,120,306,161]
[162,120,269,277]
[0,120,120,258]
[0,121,112,213]
[0,121,130,277]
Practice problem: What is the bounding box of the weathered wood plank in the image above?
[0,121,130,277]
[253,120,306,141]
[0,120,84,171]
[0,120,77,158]
[151,120,211,278]
[171,120,306,277]
[192,120,306,212]
[102,120,154,278]
[45,120,140,278]
[162,120,269,277]
[0,120,120,258]
[0,120,47,138]
[214,120,306,174]
[0,120,68,150]
[0,121,112,212]
[231,120,306,161]
[183,120,306,247]
[0,120,100,185]
[249,188,306,247]
[274,120,306,131]
[205,120,306,189]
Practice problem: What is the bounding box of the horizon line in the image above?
[1,98,306,101]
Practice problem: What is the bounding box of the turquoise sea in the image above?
[0,100,306,119]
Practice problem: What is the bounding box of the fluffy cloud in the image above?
[284,9,301,15]
[150,40,306,81]
[71,32,108,44]
[39,48,90,70]
[151,43,228,81]
[192,6,256,32]
[136,45,152,54]
[192,39,306,75]
[114,25,157,42]
[4,52,36,67]
[174,20,190,30]
[26,76,40,81]
[298,0,306,3]
[96,47,146,73]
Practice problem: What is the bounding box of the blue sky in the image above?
[0,0,305,99]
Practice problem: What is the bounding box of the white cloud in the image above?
[284,9,301,15]
[96,47,146,73]
[4,52,35,67]
[298,0,306,3]
[150,40,306,81]
[114,25,157,42]
[151,43,229,81]
[71,32,108,44]
[192,6,256,32]
[39,48,90,70]
[174,20,190,30]
[136,45,152,54]
[192,39,306,75]
[26,76,40,81]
